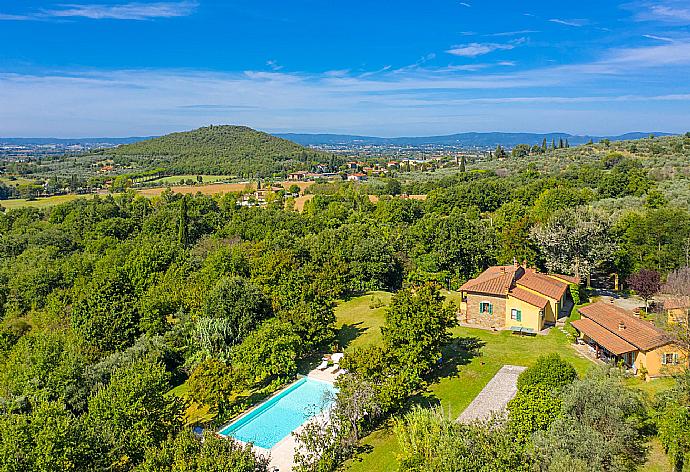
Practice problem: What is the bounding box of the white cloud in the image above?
[648,4,690,22]
[488,30,539,37]
[459,2,471,7]
[548,18,586,27]
[2,40,690,136]
[266,60,283,71]
[643,34,674,42]
[447,40,522,57]
[0,1,198,21]
[0,13,31,20]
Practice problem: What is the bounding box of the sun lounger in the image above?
[316,360,329,371]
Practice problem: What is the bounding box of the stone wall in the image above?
[465,293,506,329]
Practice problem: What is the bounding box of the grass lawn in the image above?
[337,291,676,472]
[335,291,392,350]
[641,438,673,472]
[0,194,83,209]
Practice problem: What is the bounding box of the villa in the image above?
[572,301,686,378]
[459,262,577,333]
[662,298,690,325]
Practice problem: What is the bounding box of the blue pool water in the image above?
[218,377,336,449]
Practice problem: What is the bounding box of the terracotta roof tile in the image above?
[571,318,637,355]
[664,298,690,310]
[459,266,520,296]
[578,302,670,351]
[517,271,568,300]
[508,287,549,309]
[549,273,580,285]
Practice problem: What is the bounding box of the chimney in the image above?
[618,321,626,331]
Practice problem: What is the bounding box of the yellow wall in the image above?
[634,344,687,378]
[515,284,557,322]
[667,308,689,325]
[505,296,544,332]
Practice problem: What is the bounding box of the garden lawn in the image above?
[335,291,392,350]
[340,292,675,472]
[0,194,83,209]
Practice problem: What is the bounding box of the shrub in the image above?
[517,354,577,392]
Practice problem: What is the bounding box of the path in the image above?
[456,365,526,424]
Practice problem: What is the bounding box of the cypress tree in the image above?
[459,155,466,172]
[178,194,189,248]
[541,138,547,152]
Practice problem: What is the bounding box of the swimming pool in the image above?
[218,377,336,449]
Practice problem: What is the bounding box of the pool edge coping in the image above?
[217,374,336,447]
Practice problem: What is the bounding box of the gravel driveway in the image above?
[457,365,526,424]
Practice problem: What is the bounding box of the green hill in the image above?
[111,125,340,177]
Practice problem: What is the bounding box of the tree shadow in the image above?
[427,336,486,384]
[337,321,368,349]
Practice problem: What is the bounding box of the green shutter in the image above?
[489,303,493,314]
[517,310,522,321]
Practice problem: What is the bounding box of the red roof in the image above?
[578,302,670,351]
[459,266,521,296]
[571,318,637,355]
[664,298,690,310]
[517,270,568,300]
[549,273,580,285]
[509,286,549,309]
[460,265,569,302]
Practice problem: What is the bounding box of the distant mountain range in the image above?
[275,132,674,148]
[1,131,674,149]
[0,137,152,146]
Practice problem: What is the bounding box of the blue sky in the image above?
[1,0,690,137]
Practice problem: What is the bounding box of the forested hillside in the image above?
[1,134,690,470]
[111,125,340,177]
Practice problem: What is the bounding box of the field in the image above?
[145,175,234,185]
[0,180,317,209]
[0,194,82,209]
[334,292,675,472]
[137,180,314,198]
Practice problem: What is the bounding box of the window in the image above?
[511,309,522,321]
[661,353,679,365]
[479,302,493,314]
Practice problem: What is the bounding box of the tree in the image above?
[231,319,301,385]
[137,430,270,472]
[394,407,530,472]
[655,370,690,472]
[531,367,648,471]
[186,357,238,412]
[512,144,531,158]
[541,138,547,152]
[516,354,577,391]
[508,355,577,444]
[459,155,466,172]
[198,276,272,355]
[178,194,189,248]
[627,269,660,311]
[495,145,507,159]
[645,189,668,209]
[381,284,457,376]
[531,207,617,286]
[71,267,140,353]
[87,360,185,468]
